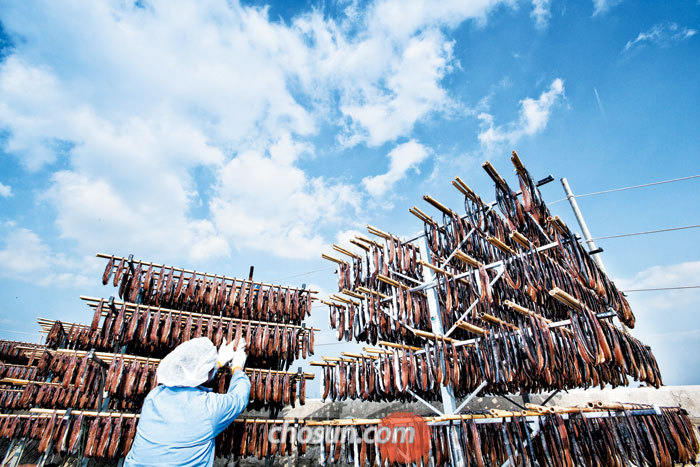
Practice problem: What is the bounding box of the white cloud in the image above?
[362,140,431,197]
[477,78,565,150]
[0,182,12,197]
[592,0,622,17]
[339,30,454,147]
[0,0,525,263]
[614,261,700,386]
[531,0,551,29]
[0,221,91,287]
[615,260,700,298]
[209,147,361,260]
[623,22,697,53]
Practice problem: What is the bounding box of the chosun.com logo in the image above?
[268,412,430,464]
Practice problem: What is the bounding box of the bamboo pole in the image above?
[96,253,317,294]
[503,300,574,336]
[452,177,485,206]
[453,250,483,268]
[354,235,384,249]
[333,244,361,259]
[481,313,519,330]
[322,253,346,265]
[487,236,516,255]
[78,298,320,331]
[412,329,458,343]
[423,195,455,217]
[549,287,582,311]
[377,341,422,351]
[510,231,531,249]
[340,352,378,360]
[455,321,488,336]
[341,289,365,300]
[366,224,393,240]
[409,206,437,226]
[376,274,402,288]
[348,239,370,251]
[481,162,509,193]
[329,294,359,306]
[356,287,390,299]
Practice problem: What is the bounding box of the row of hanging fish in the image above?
[209,407,698,466]
[0,413,138,459]
[32,350,307,410]
[0,387,22,408]
[426,409,698,467]
[215,420,299,460]
[101,256,312,323]
[321,314,660,403]
[0,340,42,365]
[46,311,314,366]
[0,363,38,381]
[214,369,306,410]
[422,157,634,328]
[327,292,430,347]
[11,379,138,412]
[429,220,635,333]
[337,237,423,295]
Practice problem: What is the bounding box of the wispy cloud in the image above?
[623,22,697,53]
[477,78,565,150]
[362,140,431,198]
[0,182,12,198]
[592,0,622,17]
[593,87,605,117]
[0,220,91,287]
[531,0,551,30]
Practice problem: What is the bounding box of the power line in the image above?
[0,328,39,336]
[623,285,700,292]
[270,267,335,283]
[590,224,700,240]
[549,174,700,205]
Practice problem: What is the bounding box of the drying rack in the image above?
[319,152,656,466]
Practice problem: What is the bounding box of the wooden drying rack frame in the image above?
[16,403,674,426]
[15,346,315,379]
[322,154,619,343]
[314,151,633,424]
[97,253,319,295]
[78,296,321,332]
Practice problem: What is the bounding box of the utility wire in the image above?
[270,267,335,283]
[549,174,700,205]
[623,286,700,292]
[0,328,40,336]
[590,224,700,240]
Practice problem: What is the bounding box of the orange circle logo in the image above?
[377,412,431,464]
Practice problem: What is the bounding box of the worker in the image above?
[124,337,250,466]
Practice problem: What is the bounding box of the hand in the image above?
[230,341,247,371]
[217,339,236,368]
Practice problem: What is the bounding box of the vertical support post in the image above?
[418,237,465,466]
[418,237,453,410]
[560,177,607,274]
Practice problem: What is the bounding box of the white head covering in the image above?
[156,337,218,387]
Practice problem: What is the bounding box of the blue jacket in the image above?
[124,370,250,466]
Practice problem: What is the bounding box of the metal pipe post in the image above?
[419,237,465,466]
[560,177,607,273]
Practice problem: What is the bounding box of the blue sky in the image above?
[0,0,698,393]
